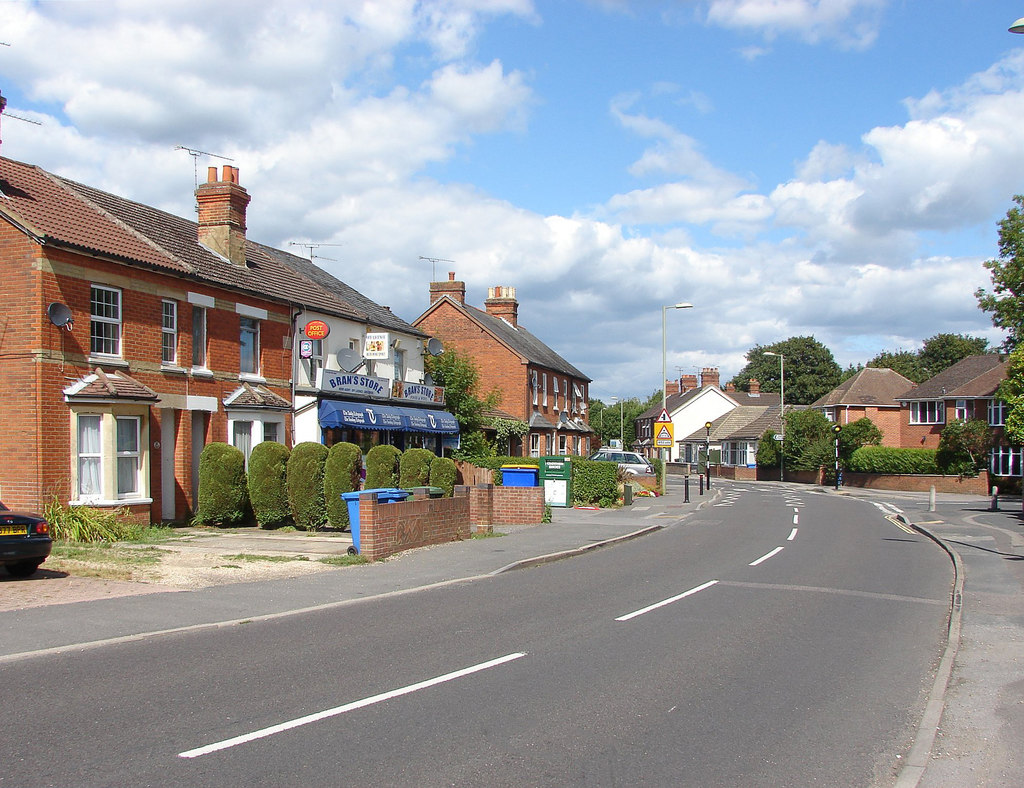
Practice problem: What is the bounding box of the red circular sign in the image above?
[304,320,330,340]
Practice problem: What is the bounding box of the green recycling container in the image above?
[539,456,573,507]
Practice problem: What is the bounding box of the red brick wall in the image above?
[843,471,989,495]
[0,237,292,521]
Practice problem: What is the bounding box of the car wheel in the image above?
[4,560,44,578]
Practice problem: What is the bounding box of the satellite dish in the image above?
[47,302,73,329]
[424,373,435,386]
[336,348,363,373]
[426,337,444,356]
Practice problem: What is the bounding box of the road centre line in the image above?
[749,546,785,566]
[615,580,719,622]
[178,652,527,759]
[788,528,798,541]
[793,513,799,524]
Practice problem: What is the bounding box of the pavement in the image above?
[1,477,1021,786]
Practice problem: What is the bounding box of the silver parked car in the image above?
[588,449,654,476]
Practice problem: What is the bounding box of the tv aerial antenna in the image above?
[419,256,454,281]
[175,145,234,210]
[290,242,344,263]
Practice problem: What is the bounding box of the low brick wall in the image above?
[842,471,990,495]
[356,484,545,561]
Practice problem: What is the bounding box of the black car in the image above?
[0,500,52,578]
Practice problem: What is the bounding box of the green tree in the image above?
[782,409,836,471]
[837,418,883,463]
[977,194,1024,351]
[918,333,989,377]
[998,345,1024,444]
[729,336,842,405]
[425,347,499,457]
[936,419,990,477]
[755,427,781,468]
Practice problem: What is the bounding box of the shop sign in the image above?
[320,371,390,399]
[364,332,390,359]
[304,320,330,340]
[392,381,446,404]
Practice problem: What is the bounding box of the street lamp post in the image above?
[610,396,622,447]
[764,351,785,482]
[704,420,712,489]
[662,303,694,412]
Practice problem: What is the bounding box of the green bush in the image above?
[247,441,292,528]
[399,448,435,489]
[287,442,329,531]
[464,455,540,486]
[324,442,363,528]
[45,498,143,542]
[194,442,249,526]
[365,444,401,489]
[429,455,458,497]
[847,446,940,474]
[651,457,664,488]
[572,458,618,507]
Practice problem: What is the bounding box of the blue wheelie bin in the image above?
[341,487,410,554]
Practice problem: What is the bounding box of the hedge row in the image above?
[846,446,940,475]
[194,441,458,529]
[465,455,619,507]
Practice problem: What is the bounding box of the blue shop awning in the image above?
[319,400,459,434]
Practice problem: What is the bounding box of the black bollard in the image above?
[684,475,690,503]
[699,474,704,495]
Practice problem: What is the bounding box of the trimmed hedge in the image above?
[847,446,940,475]
[399,447,435,489]
[195,442,249,526]
[429,456,458,497]
[247,441,292,528]
[365,444,401,489]
[571,458,619,507]
[287,441,329,531]
[325,442,362,529]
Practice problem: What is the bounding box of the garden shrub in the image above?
[287,441,329,531]
[465,455,540,486]
[572,458,618,507]
[847,446,939,475]
[247,441,292,528]
[194,442,249,526]
[399,447,435,489]
[429,455,458,497]
[325,442,362,528]
[365,444,402,489]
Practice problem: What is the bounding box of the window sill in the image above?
[161,364,187,375]
[88,356,129,369]
[240,373,267,384]
[191,367,214,379]
[71,497,153,508]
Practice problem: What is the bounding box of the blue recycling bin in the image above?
[341,488,410,554]
[500,465,539,487]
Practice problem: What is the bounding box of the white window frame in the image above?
[989,399,1008,427]
[191,305,208,371]
[308,339,324,387]
[77,414,103,501]
[543,374,548,407]
[228,414,287,465]
[990,446,1022,476]
[90,284,122,357]
[910,401,945,425]
[530,433,540,458]
[394,348,406,384]
[161,300,178,366]
[116,415,142,498]
[954,399,973,422]
[240,317,260,376]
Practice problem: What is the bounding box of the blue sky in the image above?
[2,0,1023,401]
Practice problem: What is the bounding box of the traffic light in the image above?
[832,424,842,435]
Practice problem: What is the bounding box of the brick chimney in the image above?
[197,165,250,266]
[748,378,761,395]
[680,374,698,392]
[725,382,736,392]
[485,285,518,327]
[429,272,466,306]
[700,367,720,389]
[665,379,681,397]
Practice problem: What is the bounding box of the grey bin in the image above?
[340,488,410,554]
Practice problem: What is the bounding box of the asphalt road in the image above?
[2,484,952,787]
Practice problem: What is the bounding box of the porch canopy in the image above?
[318,399,459,434]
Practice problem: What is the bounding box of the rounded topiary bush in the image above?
[195,442,249,526]
[247,441,292,529]
[325,442,363,529]
[287,441,329,531]
[399,447,435,489]
[365,444,401,489]
[428,455,458,497]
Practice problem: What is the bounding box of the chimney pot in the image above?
[197,167,250,266]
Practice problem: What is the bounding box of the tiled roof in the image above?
[637,387,780,421]
[464,304,590,381]
[223,383,292,410]
[899,355,1006,401]
[0,156,424,337]
[64,368,160,401]
[812,367,915,408]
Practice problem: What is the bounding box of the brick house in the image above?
[413,274,594,457]
[680,402,786,480]
[810,367,914,447]
[896,354,1014,475]
[0,155,444,523]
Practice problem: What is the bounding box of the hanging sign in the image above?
[304,320,330,340]
[364,332,390,359]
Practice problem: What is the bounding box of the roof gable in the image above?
[812,367,915,408]
[899,355,1006,401]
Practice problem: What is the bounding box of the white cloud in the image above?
[704,0,888,49]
